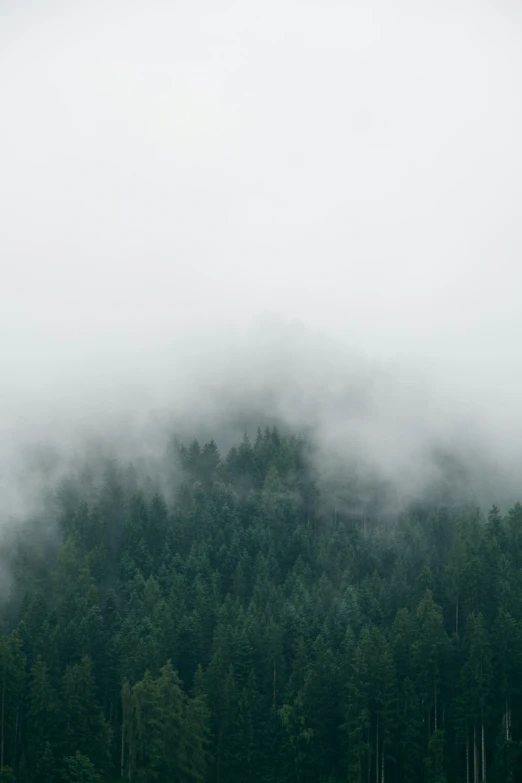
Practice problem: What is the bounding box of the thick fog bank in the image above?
[2,321,522,534]
[2,0,522,525]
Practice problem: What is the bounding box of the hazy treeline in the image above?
[0,426,521,782]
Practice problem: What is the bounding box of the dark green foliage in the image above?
[1,427,522,781]
[61,752,101,783]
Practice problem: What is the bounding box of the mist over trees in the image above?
[0,426,521,782]
[2,0,522,780]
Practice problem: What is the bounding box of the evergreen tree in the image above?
[0,430,521,782]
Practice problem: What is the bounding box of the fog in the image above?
[1,0,522,520]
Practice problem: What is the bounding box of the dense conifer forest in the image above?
[0,427,521,782]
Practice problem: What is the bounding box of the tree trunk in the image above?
[273,660,276,707]
[381,741,384,783]
[466,728,470,783]
[473,725,477,783]
[17,701,22,748]
[481,718,485,781]
[376,719,379,783]
[434,684,438,731]
[13,705,19,765]
[1,678,5,769]
[367,728,371,783]
[456,595,459,636]
[217,725,223,783]
[120,721,125,778]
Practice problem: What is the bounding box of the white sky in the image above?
[1,0,522,462]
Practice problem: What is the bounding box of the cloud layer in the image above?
[1,0,522,518]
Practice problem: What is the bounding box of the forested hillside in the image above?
[0,427,521,782]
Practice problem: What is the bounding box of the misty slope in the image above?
[2,1,522,781]
[0,427,521,782]
[3,318,516,533]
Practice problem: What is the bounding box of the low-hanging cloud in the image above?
[1,0,522,525]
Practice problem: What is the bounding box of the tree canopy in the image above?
[0,426,521,782]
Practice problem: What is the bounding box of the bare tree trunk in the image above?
[128,732,133,783]
[456,596,459,636]
[13,705,19,765]
[481,717,485,781]
[473,725,478,783]
[505,700,511,742]
[273,660,277,707]
[18,701,22,748]
[120,722,125,778]
[217,725,223,783]
[367,728,371,783]
[376,719,379,783]
[434,684,438,731]
[466,728,470,783]
[1,678,5,769]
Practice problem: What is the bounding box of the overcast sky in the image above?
[1,0,522,453]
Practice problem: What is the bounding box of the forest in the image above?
[0,426,521,783]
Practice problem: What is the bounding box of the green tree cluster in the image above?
[0,428,521,782]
